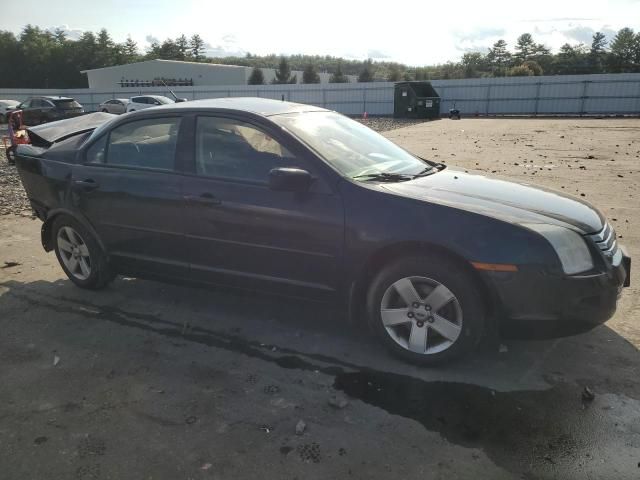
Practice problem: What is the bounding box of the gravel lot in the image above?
[1,118,639,480]
[0,126,32,216]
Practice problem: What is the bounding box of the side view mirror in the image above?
[175,98,188,103]
[268,168,313,192]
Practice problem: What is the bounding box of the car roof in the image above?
[149,97,329,117]
[132,95,171,100]
[0,99,20,104]
[33,96,75,101]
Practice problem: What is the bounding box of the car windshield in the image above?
[155,97,174,105]
[53,99,81,109]
[273,111,432,179]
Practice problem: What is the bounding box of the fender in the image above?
[41,208,107,254]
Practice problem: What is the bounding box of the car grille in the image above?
[586,222,618,260]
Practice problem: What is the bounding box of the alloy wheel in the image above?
[380,276,463,355]
[57,226,92,280]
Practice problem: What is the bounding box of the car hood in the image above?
[378,169,604,234]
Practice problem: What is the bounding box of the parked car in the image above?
[0,99,20,122]
[13,96,84,125]
[98,98,129,114]
[13,98,630,365]
[126,95,174,112]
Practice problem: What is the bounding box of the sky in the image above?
[1,0,639,65]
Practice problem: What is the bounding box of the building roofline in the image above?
[81,59,249,74]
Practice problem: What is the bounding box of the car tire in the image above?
[101,109,108,113]
[52,215,115,290]
[6,146,16,164]
[366,255,485,365]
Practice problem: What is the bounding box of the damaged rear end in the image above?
[14,113,116,237]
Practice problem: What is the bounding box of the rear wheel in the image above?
[367,255,485,365]
[6,146,16,164]
[53,216,114,289]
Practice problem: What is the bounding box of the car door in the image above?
[19,99,36,125]
[182,114,345,300]
[116,100,126,114]
[128,97,145,111]
[41,99,56,122]
[72,114,189,279]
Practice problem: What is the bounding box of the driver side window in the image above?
[102,117,181,170]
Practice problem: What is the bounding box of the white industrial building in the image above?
[81,59,354,89]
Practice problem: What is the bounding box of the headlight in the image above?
[524,224,594,275]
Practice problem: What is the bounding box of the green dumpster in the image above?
[394,81,440,119]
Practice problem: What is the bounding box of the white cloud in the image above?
[45,25,84,41]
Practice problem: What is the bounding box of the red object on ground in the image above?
[3,110,29,163]
[7,110,29,145]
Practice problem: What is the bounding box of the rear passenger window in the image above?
[105,117,181,170]
[195,116,297,181]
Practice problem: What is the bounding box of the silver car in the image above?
[98,98,129,115]
[126,95,174,112]
[0,99,20,122]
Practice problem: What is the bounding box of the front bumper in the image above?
[482,246,630,327]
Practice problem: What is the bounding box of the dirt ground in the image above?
[1,118,639,480]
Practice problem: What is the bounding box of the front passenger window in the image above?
[105,117,181,171]
[195,116,298,181]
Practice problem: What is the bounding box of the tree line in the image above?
[0,25,638,89]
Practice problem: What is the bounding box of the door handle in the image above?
[73,179,100,191]
[184,193,221,205]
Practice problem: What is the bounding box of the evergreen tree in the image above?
[487,39,511,75]
[273,57,295,84]
[358,58,375,82]
[96,28,115,66]
[589,32,608,73]
[590,32,607,54]
[176,34,190,60]
[554,43,589,74]
[147,40,161,59]
[190,34,205,61]
[329,61,349,83]
[248,66,265,85]
[123,36,139,61]
[609,28,639,72]
[514,33,536,61]
[159,38,180,59]
[302,64,320,83]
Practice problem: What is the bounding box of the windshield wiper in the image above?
[352,172,413,182]
[412,166,436,178]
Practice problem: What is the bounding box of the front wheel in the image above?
[53,216,114,289]
[367,255,485,365]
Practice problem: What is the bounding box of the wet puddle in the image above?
[333,370,632,476]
